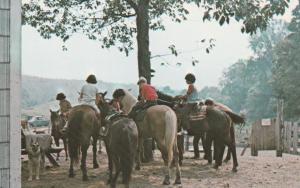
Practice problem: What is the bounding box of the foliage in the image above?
[273,4,300,120]
[220,20,288,121]
[22,0,290,56]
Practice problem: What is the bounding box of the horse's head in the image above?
[97,91,114,118]
[50,109,64,132]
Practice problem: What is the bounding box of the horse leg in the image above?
[219,143,226,166]
[213,138,222,170]
[201,132,208,160]
[192,134,201,159]
[54,138,60,161]
[69,156,75,178]
[80,144,89,181]
[173,142,182,185]
[92,136,99,168]
[135,137,143,170]
[224,147,231,163]
[177,134,184,166]
[228,126,238,172]
[161,145,172,185]
[63,137,68,161]
[205,132,213,164]
[111,154,121,188]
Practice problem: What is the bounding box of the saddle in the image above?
[189,105,207,121]
[105,112,127,123]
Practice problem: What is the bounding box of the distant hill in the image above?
[21,75,184,117]
[22,75,140,113]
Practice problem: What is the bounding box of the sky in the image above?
[22,1,298,90]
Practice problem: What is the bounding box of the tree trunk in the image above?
[136,0,151,83]
[136,0,153,162]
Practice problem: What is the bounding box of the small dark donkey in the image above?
[98,93,138,188]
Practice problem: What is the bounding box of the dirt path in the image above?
[22,147,300,188]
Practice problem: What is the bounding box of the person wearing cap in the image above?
[78,74,101,117]
[56,92,72,118]
[128,76,158,119]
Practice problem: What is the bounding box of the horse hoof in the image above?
[93,163,99,169]
[232,168,238,173]
[135,166,141,171]
[223,159,229,163]
[69,173,75,178]
[82,176,89,181]
[174,178,181,185]
[213,165,219,170]
[163,179,170,185]
[107,179,111,185]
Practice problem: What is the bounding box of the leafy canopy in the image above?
[22,0,290,55]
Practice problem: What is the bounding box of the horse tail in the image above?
[164,110,177,159]
[229,120,236,145]
[68,114,82,164]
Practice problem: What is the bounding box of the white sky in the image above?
[22,1,298,90]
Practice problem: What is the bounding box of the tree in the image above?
[220,20,288,121]
[22,0,290,83]
[273,4,300,120]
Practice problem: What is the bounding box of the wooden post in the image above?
[286,122,292,153]
[293,122,298,154]
[275,99,283,157]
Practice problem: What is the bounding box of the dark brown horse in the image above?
[98,96,138,188]
[50,110,68,161]
[157,91,238,172]
[67,105,100,181]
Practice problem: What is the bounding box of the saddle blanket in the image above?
[189,105,207,121]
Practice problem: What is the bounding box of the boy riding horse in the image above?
[128,76,158,119]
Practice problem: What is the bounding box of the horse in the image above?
[112,89,182,185]
[67,105,100,181]
[98,96,138,188]
[50,110,68,161]
[157,91,238,172]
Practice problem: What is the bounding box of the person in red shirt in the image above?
[128,76,158,119]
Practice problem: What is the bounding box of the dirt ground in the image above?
[21,146,300,188]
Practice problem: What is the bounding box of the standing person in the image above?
[56,92,72,120]
[78,74,101,119]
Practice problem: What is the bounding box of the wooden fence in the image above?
[251,118,300,156]
[282,121,300,154]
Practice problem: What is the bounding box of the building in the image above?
[0,0,21,187]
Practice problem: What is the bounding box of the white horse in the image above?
[112,89,181,185]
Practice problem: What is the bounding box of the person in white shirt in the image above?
[78,74,101,116]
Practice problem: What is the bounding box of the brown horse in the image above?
[157,91,238,172]
[67,105,100,181]
[50,110,68,161]
[112,89,182,185]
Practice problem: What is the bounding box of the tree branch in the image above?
[124,0,138,12]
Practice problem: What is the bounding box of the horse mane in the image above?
[157,91,175,102]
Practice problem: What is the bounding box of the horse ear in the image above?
[50,109,53,113]
[103,91,107,97]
